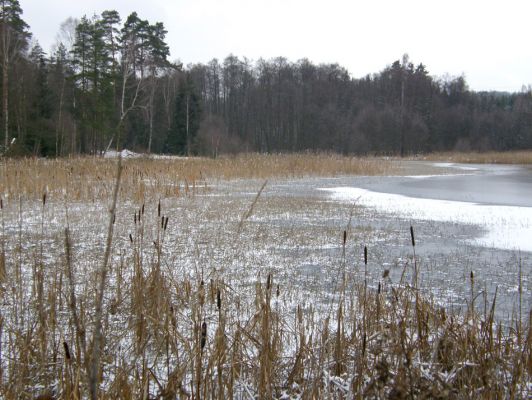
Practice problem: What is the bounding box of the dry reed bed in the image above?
[421,150,532,165]
[0,156,530,399]
[0,153,397,202]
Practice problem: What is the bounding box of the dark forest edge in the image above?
[1,1,531,158]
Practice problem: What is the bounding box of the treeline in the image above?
[1,0,532,157]
[188,56,532,156]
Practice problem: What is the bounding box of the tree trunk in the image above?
[55,79,65,156]
[400,77,405,157]
[147,78,155,153]
[186,93,190,156]
[148,106,153,153]
[3,53,8,150]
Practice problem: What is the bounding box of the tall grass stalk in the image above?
[64,227,86,394]
[89,156,123,399]
[410,225,417,289]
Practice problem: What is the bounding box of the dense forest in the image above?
[1,0,531,157]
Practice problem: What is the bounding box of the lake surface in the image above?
[310,161,531,322]
[362,162,532,207]
[321,162,532,253]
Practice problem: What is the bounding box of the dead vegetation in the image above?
[0,155,529,399]
[421,150,532,165]
[0,153,398,202]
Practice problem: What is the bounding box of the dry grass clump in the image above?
[0,156,206,204]
[197,153,399,179]
[422,150,532,164]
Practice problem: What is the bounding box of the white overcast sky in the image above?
[21,0,532,92]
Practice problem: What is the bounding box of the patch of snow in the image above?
[432,162,454,168]
[103,149,143,158]
[320,187,532,252]
[149,153,191,159]
[404,173,474,179]
[433,162,479,171]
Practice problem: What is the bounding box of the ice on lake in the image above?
[321,186,532,253]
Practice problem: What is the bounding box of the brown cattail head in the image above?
[364,246,368,265]
[42,192,47,207]
[161,216,165,229]
[267,273,272,291]
[129,233,133,243]
[199,280,205,307]
[164,216,169,231]
[141,203,145,215]
[158,199,161,217]
[63,341,71,360]
[134,213,137,224]
[0,197,3,209]
[209,279,215,303]
[217,288,221,310]
[276,284,280,297]
[410,226,415,247]
[378,282,381,294]
[343,230,347,246]
[201,320,207,350]
[112,213,116,225]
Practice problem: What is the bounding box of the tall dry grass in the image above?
[0,153,398,202]
[422,150,532,164]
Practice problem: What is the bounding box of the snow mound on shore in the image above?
[103,149,142,158]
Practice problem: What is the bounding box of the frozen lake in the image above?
[321,162,532,252]
[281,161,531,323]
[361,162,532,207]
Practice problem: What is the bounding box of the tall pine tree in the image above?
[167,75,201,155]
[0,0,30,151]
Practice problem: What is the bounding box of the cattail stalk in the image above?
[364,245,368,285]
[64,228,87,382]
[410,225,417,288]
[89,156,123,400]
[0,196,5,284]
[518,256,522,345]
[470,270,475,319]
[237,180,267,234]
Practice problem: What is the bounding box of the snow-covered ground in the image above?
[103,148,143,158]
[103,148,190,159]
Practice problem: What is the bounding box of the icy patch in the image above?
[150,154,190,159]
[104,149,143,158]
[404,173,473,179]
[404,175,445,179]
[320,187,532,252]
[433,162,479,171]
